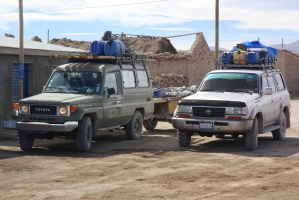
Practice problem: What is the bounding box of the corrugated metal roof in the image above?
[0,35,85,52]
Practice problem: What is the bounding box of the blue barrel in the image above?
[153,89,165,98]
[246,51,261,64]
[104,40,126,56]
[90,41,105,56]
[221,51,233,64]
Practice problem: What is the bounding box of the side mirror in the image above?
[262,87,273,95]
[107,88,116,98]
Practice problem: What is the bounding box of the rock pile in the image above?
[152,73,189,88]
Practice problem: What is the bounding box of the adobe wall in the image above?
[277,50,299,93]
[147,33,215,87]
[0,54,68,132]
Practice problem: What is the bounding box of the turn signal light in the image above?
[228,116,242,119]
[70,105,77,112]
[177,113,191,118]
[14,103,19,109]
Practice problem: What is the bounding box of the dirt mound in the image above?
[48,38,90,50]
[152,73,189,88]
[120,37,177,54]
[48,36,178,54]
[31,36,42,42]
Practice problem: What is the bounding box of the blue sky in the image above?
[1,0,299,50]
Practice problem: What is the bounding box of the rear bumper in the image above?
[2,120,78,133]
[172,117,253,133]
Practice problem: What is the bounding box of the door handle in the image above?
[117,101,121,104]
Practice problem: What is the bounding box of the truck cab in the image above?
[172,62,291,150]
[3,54,154,152]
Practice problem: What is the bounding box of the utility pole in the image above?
[214,0,219,69]
[18,0,24,100]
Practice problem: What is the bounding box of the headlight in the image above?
[226,107,248,115]
[58,106,68,115]
[178,105,193,113]
[20,105,29,114]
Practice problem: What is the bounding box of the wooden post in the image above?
[214,0,219,69]
[18,0,24,100]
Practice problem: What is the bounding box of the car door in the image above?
[266,74,281,124]
[261,75,275,125]
[273,73,288,120]
[101,71,122,128]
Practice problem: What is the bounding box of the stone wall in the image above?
[147,33,215,87]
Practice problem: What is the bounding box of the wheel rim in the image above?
[282,116,286,136]
[134,118,140,133]
[87,123,92,144]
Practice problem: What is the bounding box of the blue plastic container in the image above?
[104,40,126,56]
[246,51,261,64]
[90,41,105,56]
[221,51,234,64]
[153,89,165,98]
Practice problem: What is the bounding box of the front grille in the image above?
[30,105,57,115]
[192,107,225,118]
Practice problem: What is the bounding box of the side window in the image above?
[266,76,276,92]
[122,70,136,88]
[262,76,269,89]
[275,73,285,91]
[136,70,150,87]
[104,72,118,95]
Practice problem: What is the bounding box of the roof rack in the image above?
[52,48,147,70]
[217,57,278,71]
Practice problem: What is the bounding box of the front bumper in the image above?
[172,117,253,133]
[2,120,78,133]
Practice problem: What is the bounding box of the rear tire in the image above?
[178,130,191,147]
[126,111,143,140]
[272,112,286,140]
[143,119,158,130]
[77,116,93,152]
[245,117,258,150]
[18,131,34,151]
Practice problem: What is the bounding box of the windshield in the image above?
[200,72,258,93]
[44,71,102,94]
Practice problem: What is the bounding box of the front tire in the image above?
[143,118,158,130]
[126,111,143,140]
[178,130,191,147]
[245,117,258,150]
[18,131,34,151]
[272,112,286,140]
[77,116,93,152]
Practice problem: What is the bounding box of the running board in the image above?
[98,125,121,131]
[263,124,280,134]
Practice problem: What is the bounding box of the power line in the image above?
[0,0,170,14]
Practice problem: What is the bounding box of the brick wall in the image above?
[147,33,299,92]
[277,50,299,93]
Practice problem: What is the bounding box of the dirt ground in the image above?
[1,99,299,200]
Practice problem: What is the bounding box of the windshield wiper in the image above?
[226,89,252,95]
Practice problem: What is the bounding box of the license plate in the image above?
[199,122,213,130]
[3,120,17,129]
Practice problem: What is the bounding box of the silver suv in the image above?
[172,66,291,150]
